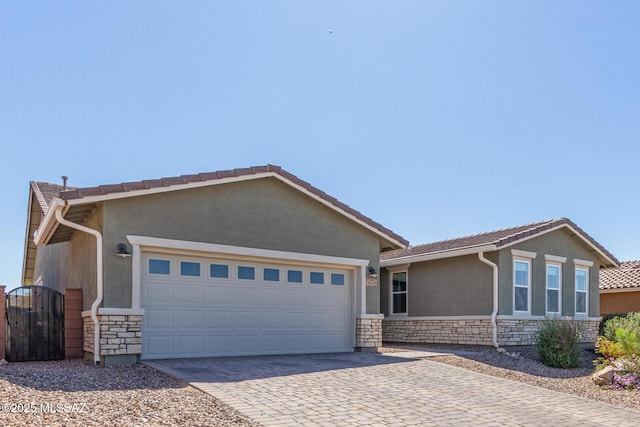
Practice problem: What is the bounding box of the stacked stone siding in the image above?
[356,317,382,348]
[383,318,601,346]
[383,318,494,345]
[83,314,142,356]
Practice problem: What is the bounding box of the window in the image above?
[514,260,530,312]
[391,271,407,314]
[310,272,324,285]
[210,263,229,279]
[149,259,170,275]
[238,266,255,280]
[180,261,201,277]
[575,268,588,314]
[331,273,345,286]
[263,268,280,282]
[287,269,303,284]
[546,264,561,315]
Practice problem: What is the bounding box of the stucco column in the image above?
[64,288,83,358]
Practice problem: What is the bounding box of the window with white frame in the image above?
[391,271,407,315]
[575,267,589,315]
[514,260,530,313]
[546,264,561,315]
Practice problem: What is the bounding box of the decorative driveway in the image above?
[144,352,639,426]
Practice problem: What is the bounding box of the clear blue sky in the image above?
[1,2,639,290]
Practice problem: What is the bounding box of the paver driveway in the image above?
[145,352,639,426]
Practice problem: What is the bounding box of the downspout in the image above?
[478,252,499,348]
[54,207,103,365]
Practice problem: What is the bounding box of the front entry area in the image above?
[140,252,354,359]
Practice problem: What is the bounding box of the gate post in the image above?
[64,288,83,358]
[0,286,5,361]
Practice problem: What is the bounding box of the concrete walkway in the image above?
[144,352,639,427]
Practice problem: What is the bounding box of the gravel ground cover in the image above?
[0,359,261,427]
[381,344,640,410]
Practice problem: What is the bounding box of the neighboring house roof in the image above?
[600,260,640,291]
[30,164,408,250]
[380,218,618,268]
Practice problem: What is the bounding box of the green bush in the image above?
[599,313,627,336]
[602,312,640,342]
[615,328,640,356]
[536,318,582,368]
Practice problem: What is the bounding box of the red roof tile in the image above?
[381,218,618,266]
[42,165,408,247]
[600,260,640,290]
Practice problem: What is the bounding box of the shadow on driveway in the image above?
[143,351,419,383]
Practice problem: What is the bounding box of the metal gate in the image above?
[5,286,64,362]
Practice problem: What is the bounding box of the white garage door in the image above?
[141,253,353,359]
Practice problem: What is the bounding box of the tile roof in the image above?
[37,165,408,248]
[31,181,75,214]
[600,260,640,290]
[381,217,618,266]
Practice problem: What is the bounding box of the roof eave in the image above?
[33,198,66,246]
[381,244,497,267]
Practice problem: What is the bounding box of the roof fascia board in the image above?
[600,287,640,294]
[497,223,618,267]
[21,188,36,284]
[65,172,278,206]
[33,198,66,246]
[127,235,370,268]
[381,244,496,267]
[64,171,407,250]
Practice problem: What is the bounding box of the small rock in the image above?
[0,359,8,365]
[497,348,507,354]
[592,366,615,386]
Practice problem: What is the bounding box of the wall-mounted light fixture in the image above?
[116,243,131,258]
[367,266,378,278]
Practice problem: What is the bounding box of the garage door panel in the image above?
[145,309,173,329]
[261,311,284,328]
[145,283,174,305]
[206,311,233,328]
[142,253,353,359]
[233,311,260,328]
[206,286,232,304]
[177,335,204,355]
[178,285,205,305]
[177,310,204,328]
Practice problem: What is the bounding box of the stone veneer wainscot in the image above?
[383,317,599,346]
[82,313,142,357]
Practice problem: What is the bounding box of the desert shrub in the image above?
[595,336,625,360]
[602,312,640,341]
[610,355,640,390]
[599,313,626,336]
[615,328,640,356]
[536,319,582,368]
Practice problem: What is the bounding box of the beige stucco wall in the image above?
[101,177,382,311]
[381,253,496,317]
[497,227,601,317]
[33,241,71,291]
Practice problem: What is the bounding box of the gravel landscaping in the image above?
[0,359,261,427]
[382,344,640,410]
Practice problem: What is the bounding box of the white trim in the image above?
[574,258,594,267]
[385,315,492,321]
[357,313,385,319]
[127,235,369,268]
[513,257,532,314]
[40,172,407,250]
[575,266,589,316]
[496,314,601,321]
[545,262,562,316]
[511,249,537,259]
[544,254,567,263]
[381,245,495,267]
[389,269,408,316]
[131,244,141,310]
[384,263,411,272]
[83,308,145,317]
